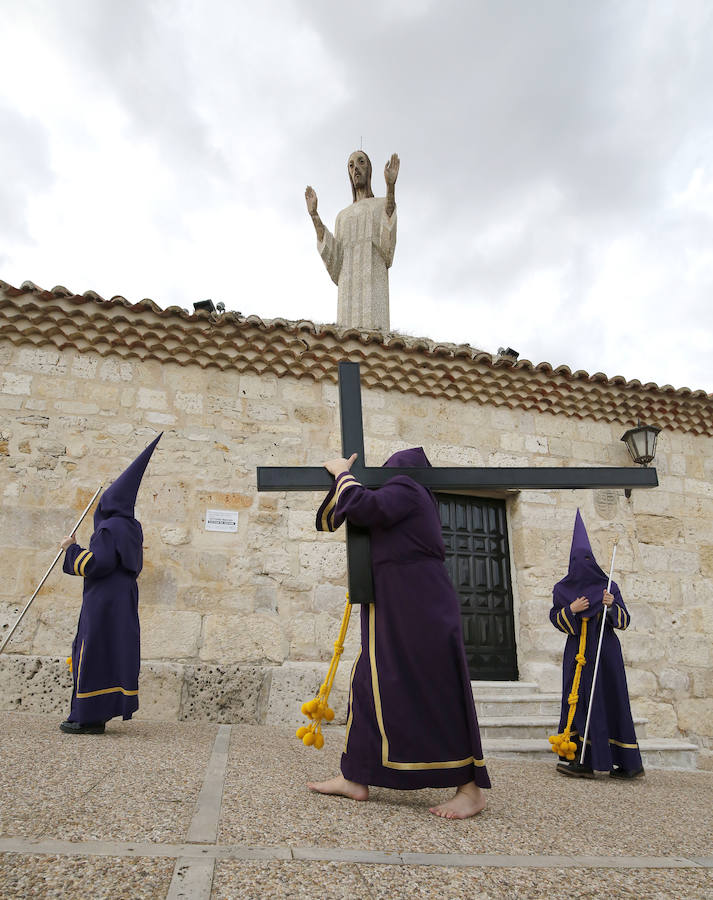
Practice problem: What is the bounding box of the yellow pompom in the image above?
[303,732,316,746]
[566,752,575,760]
[548,735,558,744]
[551,745,560,753]
[301,702,311,715]
[314,733,325,749]
[296,727,308,739]
[307,698,319,713]
[324,707,335,721]
[66,656,72,672]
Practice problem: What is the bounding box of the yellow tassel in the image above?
[66,656,72,674]
[295,593,352,749]
[547,618,588,757]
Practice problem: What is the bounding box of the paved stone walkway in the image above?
[1,713,711,899]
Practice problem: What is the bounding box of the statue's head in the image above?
[348,150,374,202]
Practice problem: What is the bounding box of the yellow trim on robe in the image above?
[367,603,486,770]
[76,686,139,698]
[559,608,575,636]
[343,646,362,752]
[335,474,359,504]
[74,637,138,699]
[73,549,91,576]
[76,640,85,692]
[79,551,93,577]
[320,495,337,532]
[571,731,639,751]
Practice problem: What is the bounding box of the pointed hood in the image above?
[383,447,432,468]
[553,509,616,617]
[95,433,162,526]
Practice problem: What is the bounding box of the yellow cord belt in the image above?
[296,594,352,749]
[548,618,588,760]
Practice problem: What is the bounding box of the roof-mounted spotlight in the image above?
[193,299,216,314]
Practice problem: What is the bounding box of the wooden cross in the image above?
[257,361,657,603]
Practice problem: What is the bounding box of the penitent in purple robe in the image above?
[62,434,161,725]
[550,510,643,772]
[316,448,490,790]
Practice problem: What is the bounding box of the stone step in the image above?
[471,681,539,699]
[482,737,699,770]
[478,715,649,741]
[475,694,563,717]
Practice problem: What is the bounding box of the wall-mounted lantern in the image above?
[621,423,661,497]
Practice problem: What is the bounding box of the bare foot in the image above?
[429,782,486,820]
[307,774,368,801]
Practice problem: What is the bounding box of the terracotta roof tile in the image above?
[1,279,711,435]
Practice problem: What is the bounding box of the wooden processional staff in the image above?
[579,539,619,766]
[0,486,103,655]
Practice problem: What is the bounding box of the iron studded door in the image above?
[437,494,518,681]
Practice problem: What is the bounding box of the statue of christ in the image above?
[305,150,399,332]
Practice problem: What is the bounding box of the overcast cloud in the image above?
[1,0,712,393]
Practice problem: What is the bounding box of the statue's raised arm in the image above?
[306,149,399,333]
[384,153,399,219]
[305,186,325,244]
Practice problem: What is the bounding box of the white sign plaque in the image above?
[205,509,239,533]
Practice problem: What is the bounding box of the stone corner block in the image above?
[0,654,72,715]
[135,661,184,721]
[180,663,271,724]
[264,661,326,728]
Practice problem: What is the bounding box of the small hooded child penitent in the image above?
[549,509,644,779]
[58,434,161,735]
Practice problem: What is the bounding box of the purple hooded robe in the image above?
[316,447,490,790]
[549,509,642,771]
[62,434,161,724]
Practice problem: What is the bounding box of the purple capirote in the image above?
[550,509,643,772]
[63,434,161,725]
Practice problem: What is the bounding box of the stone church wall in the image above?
[1,339,711,767]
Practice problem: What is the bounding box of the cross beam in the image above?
[257,362,658,604]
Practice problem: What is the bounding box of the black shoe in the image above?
[556,760,594,779]
[610,766,645,779]
[59,720,105,735]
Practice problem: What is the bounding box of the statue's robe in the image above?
[317,456,490,790]
[550,509,643,772]
[63,515,142,724]
[318,196,396,332]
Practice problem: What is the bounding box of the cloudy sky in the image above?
[2,0,712,392]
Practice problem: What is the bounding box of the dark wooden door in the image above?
[437,494,518,681]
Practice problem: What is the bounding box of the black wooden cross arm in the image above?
[257,361,658,604]
[257,466,658,492]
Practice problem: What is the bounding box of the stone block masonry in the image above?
[1,287,712,769]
